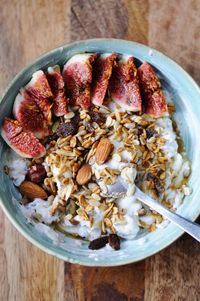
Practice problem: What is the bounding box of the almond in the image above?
[76,164,92,185]
[19,181,48,200]
[95,138,113,165]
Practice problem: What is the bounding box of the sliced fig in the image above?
[1,118,46,158]
[47,65,68,117]
[91,53,117,106]
[137,62,168,118]
[62,53,97,109]
[25,70,52,122]
[1,117,22,139]
[109,55,142,111]
[13,90,49,139]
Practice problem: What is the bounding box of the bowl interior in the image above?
[0,39,200,266]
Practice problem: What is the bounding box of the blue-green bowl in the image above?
[0,39,200,266]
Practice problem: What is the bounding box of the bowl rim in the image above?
[0,38,200,266]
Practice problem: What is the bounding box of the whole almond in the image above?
[19,181,48,200]
[95,138,113,165]
[76,164,92,185]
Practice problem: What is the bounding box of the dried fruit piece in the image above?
[91,53,117,106]
[88,236,109,250]
[146,173,164,194]
[63,53,97,109]
[25,70,52,122]
[19,181,48,200]
[95,138,113,165]
[109,55,142,111]
[108,234,120,250]
[89,111,105,124]
[27,164,46,183]
[47,65,69,117]
[146,127,158,139]
[13,90,49,139]
[138,62,168,117]
[76,164,92,185]
[1,118,46,158]
[56,120,78,137]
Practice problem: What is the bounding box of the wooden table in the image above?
[0,1,200,300]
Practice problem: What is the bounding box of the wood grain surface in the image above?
[0,1,200,300]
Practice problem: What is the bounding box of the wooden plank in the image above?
[65,262,145,301]
[148,0,200,85]
[0,0,71,300]
[71,0,148,43]
[145,229,200,301]
[145,1,200,300]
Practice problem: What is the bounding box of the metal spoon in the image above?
[103,180,200,243]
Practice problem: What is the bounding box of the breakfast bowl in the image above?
[0,39,200,266]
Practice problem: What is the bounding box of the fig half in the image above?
[1,118,46,158]
[138,62,168,118]
[47,65,68,117]
[109,55,142,112]
[63,53,97,109]
[91,53,117,106]
[25,70,52,122]
[13,90,49,139]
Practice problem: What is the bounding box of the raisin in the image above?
[89,111,105,124]
[146,127,157,139]
[27,164,46,183]
[136,125,143,135]
[88,236,109,250]
[85,121,94,133]
[146,173,164,194]
[56,122,77,137]
[108,234,120,250]
[56,114,80,138]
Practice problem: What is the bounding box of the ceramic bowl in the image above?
[0,39,200,266]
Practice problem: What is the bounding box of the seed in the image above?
[159,172,166,180]
[91,193,101,201]
[64,112,75,120]
[70,136,77,148]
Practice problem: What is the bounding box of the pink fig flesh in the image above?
[1,118,46,158]
[91,53,117,106]
[137,62,168,118]
[1,117,22,139]
[109,56,142,112]
[47,66,68,117]
[13,91,49,139]
[25,70,52,122]
[63,53,97,109]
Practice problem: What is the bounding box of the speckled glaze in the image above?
[0,39,200,266]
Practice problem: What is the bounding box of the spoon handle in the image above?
[135,187,200,243]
